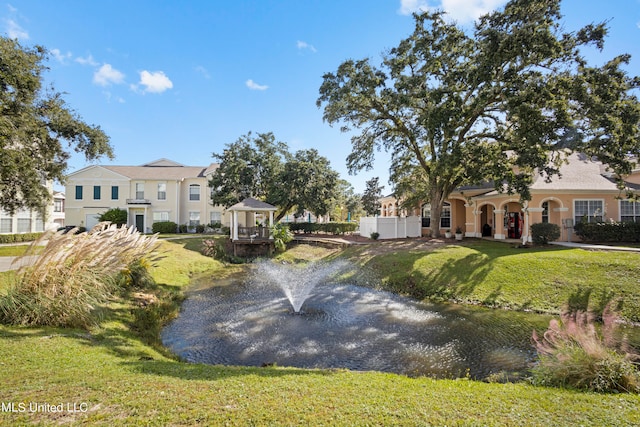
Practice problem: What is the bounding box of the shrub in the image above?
[270,224,294,252]
[195,224,206,233]
[531,304,640,393]
[98,208,128,225]
[178,224,188,233]
[152,221,178,234]
[574,221,640,242]
[0,232,44,244]
[0,223,159,329]
[370,232,380,240]
[531,222,561,244]
[202,239,227,260]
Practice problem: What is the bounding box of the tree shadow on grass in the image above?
[122,359,338,382]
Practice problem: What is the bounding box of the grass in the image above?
[1,237,639,425]
[336,240,640,322]
[0,245,42,257]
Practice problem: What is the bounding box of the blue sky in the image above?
[3,0,640,194]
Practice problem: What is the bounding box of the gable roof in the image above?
[530,152,618,191]
[228,197,277,211]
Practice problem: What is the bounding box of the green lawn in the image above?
[337,240,640,322]
[1,237,639,425]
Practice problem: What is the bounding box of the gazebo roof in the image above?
[228,197,277,212]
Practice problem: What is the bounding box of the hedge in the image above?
[0,232,44,244]
[288,222,357,235]
[151,221,178,234]
[574,221,640,242]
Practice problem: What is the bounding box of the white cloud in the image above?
[5,18,28,39]
[50,48,72,63]
[296,40,317,53]
[93,64,125,86]
[195,65,210,79]
[138,70,173,93]
[398,0,507,24]
[246,79,268,91]
[76,54,98,67]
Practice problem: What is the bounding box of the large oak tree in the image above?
[209,132,340,221]
[317,0,640,237]
[0,37,112,217]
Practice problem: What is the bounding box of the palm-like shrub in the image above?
[270,224,293,252]
[0,223,159,329]
[531,305,640,393]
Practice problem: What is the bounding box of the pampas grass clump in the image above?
[531,305,640,393]
[0,223,158,329]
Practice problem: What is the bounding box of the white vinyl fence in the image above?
[359,216,422,239]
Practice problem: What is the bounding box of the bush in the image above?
[370,232,380,240]
[0,232,44,244]
[270,224,293,252]
[288,222,357,235]
[0,223,159,329]
[531,304,640,393]
[99,208,128,225]
[152,221,178,234]
[574,221,640,242]
[178,224,188,233]
[531,222,561,244]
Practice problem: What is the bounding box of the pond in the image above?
[162,261,554,380]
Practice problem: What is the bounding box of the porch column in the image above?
[494,210,506,239]
[232,210,238,241]
[269,210,274,239]
[521,202,530,244]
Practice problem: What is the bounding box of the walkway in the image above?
[549,241,640,253]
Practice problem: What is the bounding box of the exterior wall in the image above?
[65,166,228,232]
[0,182,61,234]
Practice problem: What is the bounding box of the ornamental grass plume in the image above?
[0,222,159,329]
[531,304,640,393]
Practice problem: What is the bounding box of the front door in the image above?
[135,214,144,233]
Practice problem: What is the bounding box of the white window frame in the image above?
[189,184,201,201]
[189,211,200,227]
[135,182,145,200]
[153,211,170,223]
[620,200,640,223]
[157,182,167,201]
[574,199,604,224]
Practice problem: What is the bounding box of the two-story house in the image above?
[0,186,65,235]
[64,159,227,233]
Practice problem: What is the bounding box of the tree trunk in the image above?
[429,185,445,238]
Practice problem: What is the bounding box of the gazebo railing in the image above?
[237,226,270,240]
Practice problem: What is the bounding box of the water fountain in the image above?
[161,260,551,379]
[254,259,350,313]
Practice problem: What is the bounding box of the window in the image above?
[93,185,101,200]
[620,200,640,223]
[421,203,451,228]
[75,185,83,200]
[189,211,200,227]
[111,186,119,200]
[17,218,31,233]
[0,218,12,233]
[35,216,44,232]
[135,183,144,200]
[189,184,200,201]
[157,182,167,200]
[54,199,64,213]
[574,200,603,224]
[153,211,170,222]
[210,211,221,224]
[542,202,549,223]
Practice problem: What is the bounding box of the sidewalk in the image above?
[549,241,640,253]
[0,256,38,272]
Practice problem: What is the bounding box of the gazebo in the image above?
[227,197,278,257]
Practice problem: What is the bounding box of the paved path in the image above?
[550,241,640,253]
[0,256,38,272]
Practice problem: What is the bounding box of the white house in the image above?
[0,186,65,234]
[64,159,227,232]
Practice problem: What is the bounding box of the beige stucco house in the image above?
[380,153,640,242]
[64,159,227,232]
